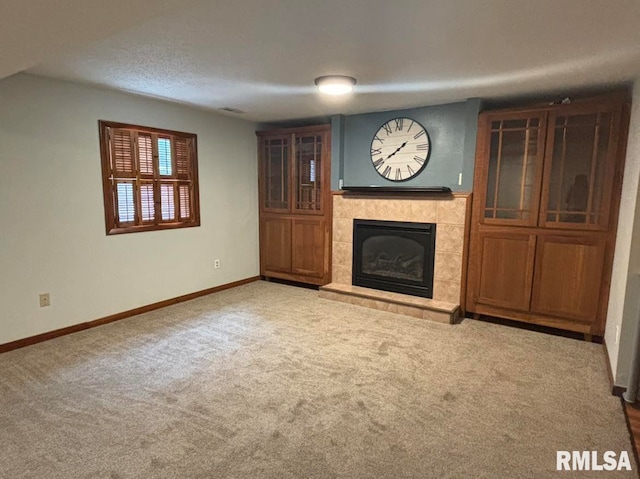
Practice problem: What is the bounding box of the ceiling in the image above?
[3,0,640,122]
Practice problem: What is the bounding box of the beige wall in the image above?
[0,74,259,345]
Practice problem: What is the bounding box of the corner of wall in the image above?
[605,79,640,386]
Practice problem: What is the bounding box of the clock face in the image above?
[370,117,430,182]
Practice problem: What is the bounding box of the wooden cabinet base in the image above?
[260,214,331,285]
[262,272,327,286]
[470,303,593,335]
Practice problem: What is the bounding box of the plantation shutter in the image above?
[138,133,154,176]
[111,129,136,177]
[175,137,190,177]
[160,183,176,221]
[99,121,199,234]
[175,137,192,220]
[179,184,191,220]
[140,183,155,222]
[109,129,137,227]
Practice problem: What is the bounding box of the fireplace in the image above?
[352,219,436,298]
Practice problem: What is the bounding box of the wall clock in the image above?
[370,117,431,182]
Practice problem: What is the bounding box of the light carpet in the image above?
[0,280,635,478]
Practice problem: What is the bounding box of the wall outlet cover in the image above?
[39,293,50,308]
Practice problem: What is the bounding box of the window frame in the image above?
[98,120,201,235]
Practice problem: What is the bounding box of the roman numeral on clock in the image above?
[383,123,393,135]
[373,158,385,168]
[373,135,384,144]
[394,118,403,131]
[382,165,392,178]
[416,143,429,151]
[414,130,426,140]
[371,147,382,156]
[414,156,425,165]
[407,165,415,176]
[395,168,402,180]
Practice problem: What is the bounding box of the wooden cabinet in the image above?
[530,235,606,322]
[475,232,536,311]
[291,218,326,278]
[257,125,331,285]
[467,94,629,336]
[261,217,292,273]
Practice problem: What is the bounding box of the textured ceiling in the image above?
[0,0,196,79]
[5,0,640,121]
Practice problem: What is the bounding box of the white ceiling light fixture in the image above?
[314,75,357,95]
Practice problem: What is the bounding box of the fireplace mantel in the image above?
[341,186,452,195]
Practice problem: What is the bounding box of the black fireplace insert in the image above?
[352,219,436,298]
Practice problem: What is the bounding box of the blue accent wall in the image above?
[331,99,481,191]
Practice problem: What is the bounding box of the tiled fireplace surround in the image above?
[319,192,469,324]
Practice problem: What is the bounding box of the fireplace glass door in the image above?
[352,220,436,298]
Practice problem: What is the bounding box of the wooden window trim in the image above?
[99,120,201,235]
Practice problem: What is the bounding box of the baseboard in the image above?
[603,340,627,397]
[0,276,261,354]
[604,341,616,389]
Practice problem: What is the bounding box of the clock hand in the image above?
[385,141,408,160]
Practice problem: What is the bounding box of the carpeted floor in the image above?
[0,281,635,478]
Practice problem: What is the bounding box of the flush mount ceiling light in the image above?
[314,75,357,95]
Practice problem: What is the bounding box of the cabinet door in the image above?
[261,217,292,273]
[291,218,326,278]
[481,113,547,226]
[539,106,619,230]
[293,132,326,215]
[474,231,536,311]
[531,235,606,323]
[260,135,291,213]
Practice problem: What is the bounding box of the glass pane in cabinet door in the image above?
[295,135,322,212]
[264,138,289,210]
[544,113,611,228]
[484,119,540,222]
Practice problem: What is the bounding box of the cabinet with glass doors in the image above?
[257,125,331,285]
[466,93,629,337]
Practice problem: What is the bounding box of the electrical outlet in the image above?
[214,259,221,269]
[39,293,50,308]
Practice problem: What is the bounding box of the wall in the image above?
[0,74,259,345]
[606,80,640,386]
[331,99,482,191]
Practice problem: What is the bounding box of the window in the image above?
[98,121,200,234]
